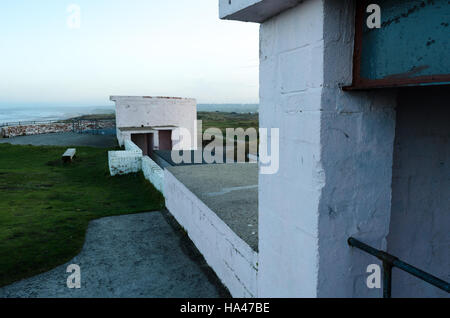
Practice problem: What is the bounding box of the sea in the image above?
[0,104,258,125]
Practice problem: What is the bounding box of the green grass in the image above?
[199,112,260,161]
[198,111,259,134]
[0,143,164,287]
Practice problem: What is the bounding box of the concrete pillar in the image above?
[257,0,397,297]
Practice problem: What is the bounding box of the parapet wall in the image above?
[164,169,258,297]
[108,140,164,195]
[142,156,164,194]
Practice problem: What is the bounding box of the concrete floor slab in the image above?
[167,163,258,251]
[0,212,229,298]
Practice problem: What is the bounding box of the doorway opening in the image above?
[131,133,154,156]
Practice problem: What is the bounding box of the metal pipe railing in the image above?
[348,237,450,298]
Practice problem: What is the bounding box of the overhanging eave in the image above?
[219,0,304,23]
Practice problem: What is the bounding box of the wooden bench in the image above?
[62,148,76,163]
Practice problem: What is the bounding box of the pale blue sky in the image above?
[0,0,259,107]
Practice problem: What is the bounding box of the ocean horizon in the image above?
[0,104,259,125]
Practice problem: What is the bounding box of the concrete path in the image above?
[0,212,228,298]
[0,132,117,148]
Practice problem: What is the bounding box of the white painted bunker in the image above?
[111,96,197,154]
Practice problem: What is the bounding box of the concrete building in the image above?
[111,96,197,154]
[217,0,449,298]
[108,96,197,181]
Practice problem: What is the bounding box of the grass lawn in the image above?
[199,112,260,161]
[0,143,164,287]
[198,111,259,134]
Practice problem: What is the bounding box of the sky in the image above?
[0,0,260,108]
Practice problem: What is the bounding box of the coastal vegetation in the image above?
[0,143,164,287]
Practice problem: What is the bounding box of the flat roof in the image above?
[167,163,258,251]
[110,96,195,102]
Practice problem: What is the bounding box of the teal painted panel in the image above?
[360,0,450,81]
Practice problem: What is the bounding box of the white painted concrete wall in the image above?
[108,151,142,176]
[256,0,397,297]
[108,140,165,195]
[165,170,258,297]
[142,156,165,194]
[318,1,397,298]
[257,0,324,297]
[124,139,143,155]
[388,87,450,298]
[111,96,197,150]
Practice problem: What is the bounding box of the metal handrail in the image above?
[348,237,450,298]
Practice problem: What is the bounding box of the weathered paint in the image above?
[108,151,142,176]
[347,0,450,89]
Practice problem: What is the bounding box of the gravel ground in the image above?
[0,132,118,148]
[0,212,229,298]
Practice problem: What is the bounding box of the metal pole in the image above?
[348,237,450,295]
[383,261,392,298]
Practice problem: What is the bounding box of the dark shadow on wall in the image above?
[388,86,450,298]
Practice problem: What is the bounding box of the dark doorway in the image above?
[131,133,154,156]
[387,86,450,297]
[158,130,173,151]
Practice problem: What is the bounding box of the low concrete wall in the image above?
[124,139,143,155]
[142,156,164,194]
[108,151,142,176]
[164,169,258,297]
[109,140,164,196]
[108,140,143,176]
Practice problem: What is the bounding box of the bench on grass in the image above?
[62,148,76,163]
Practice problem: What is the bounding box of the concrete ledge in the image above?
[142,156,164,194]
[124,139,143,155]
[164,169,258,297]
[219,0,303,23]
